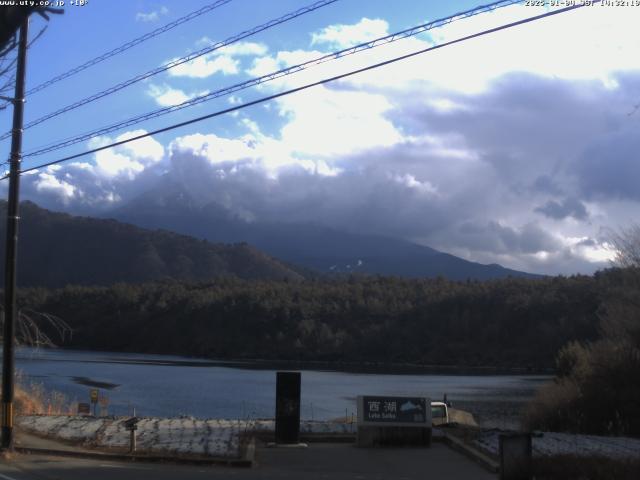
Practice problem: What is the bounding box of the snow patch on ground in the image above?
[17,416,250,458]
[474,430,640,460]
[16,416,355,458]
[22,415,637,461]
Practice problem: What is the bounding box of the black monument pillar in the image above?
[275,371,301,444]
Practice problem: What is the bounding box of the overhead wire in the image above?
[25,0,233,97]
[0,0,338,141]
[8,0,595,180]
[22,0,523,158]
[0,0,234,111]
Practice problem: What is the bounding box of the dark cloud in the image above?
[577,238,596,247]
[531,175,563,195]
[166,147,453,238]
[457,220,559,255]
[535,197,588,221]
[13,71,640,275]
[398,73,619,161]
[573,128,640,201]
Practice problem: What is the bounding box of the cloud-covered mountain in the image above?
[0,201,303,287]
[110,180,538,280]
[10,6,637,276]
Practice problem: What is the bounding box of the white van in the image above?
[431,401,449,426]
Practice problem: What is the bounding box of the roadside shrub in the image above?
[522,379,581,432]
[11,377,71,415]
[525,268,640,436]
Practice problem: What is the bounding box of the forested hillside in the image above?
[0,201,303,286]
[18,271,615,369]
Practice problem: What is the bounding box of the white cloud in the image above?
[146,84,209,107]
[34,171,77,204]
[277,86,402,157]
[240,118,260,134]
[170,133,258,165]
[247,55,282,78]
[415,3,640,92]
[218,42,268,57]
[136,12,159,22]
[249,4,640,96]
[561,237,616,264]
[311,18,389,48]
[392,173,438,196]
[168,127,338,176]
[88,130,165,179]
[18,131,167,210]
[146,84,189,107]
[168,55,238,78]
[168,41,268,78]
[135,6,168,22]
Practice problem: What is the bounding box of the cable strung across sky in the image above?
[25,0,234,97]
[9,0,596,180]
[22,0,523,158]
[0,0,234,111]
[0,0,339,141]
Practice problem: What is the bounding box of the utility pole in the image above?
[2,17,29,451]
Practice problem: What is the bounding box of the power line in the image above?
[0,0,233,111]
[0,0,338,141]
[26,0,233,97]
[11,1,594,180]
[23,0,523,158]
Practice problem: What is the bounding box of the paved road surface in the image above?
[0,443,496,480]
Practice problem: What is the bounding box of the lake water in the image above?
[15,348,550,429]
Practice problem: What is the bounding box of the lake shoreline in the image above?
[28,346,555,376]
[16,347,549,424]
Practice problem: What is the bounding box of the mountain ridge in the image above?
[0,200,303,288]
[109,180,539,280]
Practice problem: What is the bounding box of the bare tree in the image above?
[0,307,71,348]
[0,6,63,52]
[610,224,640,268]
[0,7,62,115]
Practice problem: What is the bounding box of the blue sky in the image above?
[8,0,483,154]
[2,0,640,275]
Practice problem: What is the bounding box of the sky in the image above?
[1,0,640,276]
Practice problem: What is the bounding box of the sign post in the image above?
[124,417,139,453]
[90,389,99,416]
[357,395,432,447]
